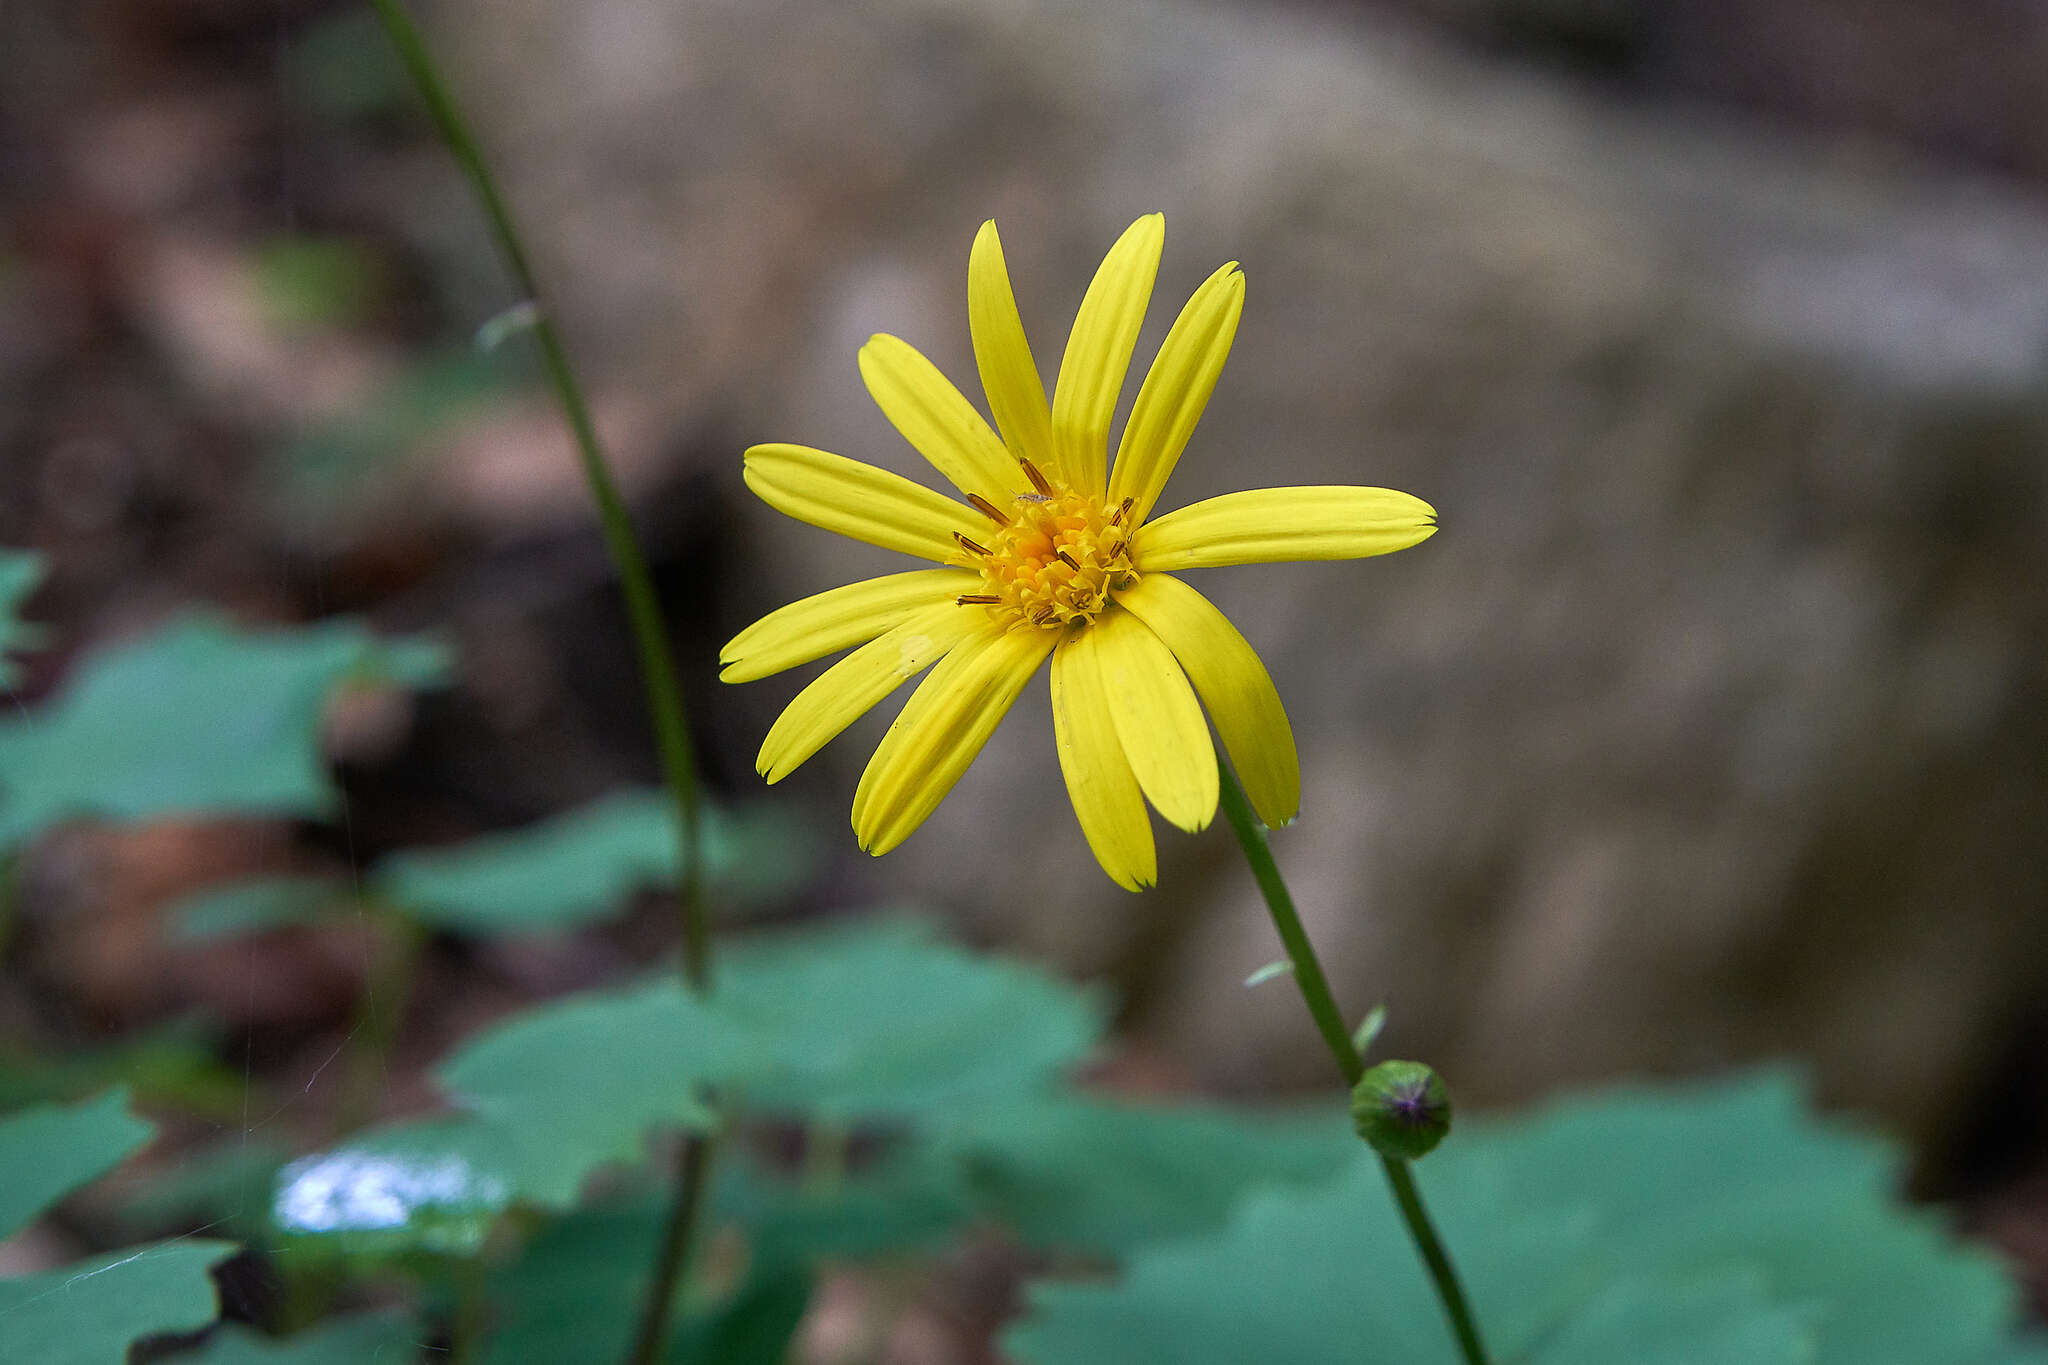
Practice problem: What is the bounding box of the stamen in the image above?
[1108,497,1133,527]
[955,594,999,605]
[953,532,992,557]
[967,493,1007,524]
[1055,549,1082,571]
[1108,538,1126,559]
[1019,459,1055,498]
[1031,606,1058,624]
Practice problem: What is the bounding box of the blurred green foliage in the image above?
[250,237,388,334]
[1,587,2040,1362]
[0,1241,235,1365]
[0,550,44,688]
[0,1090,153,1240]
[1009,1072,2048,1365]
[178,1315,419,1365]
[275,349,512,517]
[0,613,447,851]
[375,792,811,933]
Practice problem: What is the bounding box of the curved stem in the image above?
[366,0,709,989]
[1215,757,1490,1365]
[365,7,715,1363]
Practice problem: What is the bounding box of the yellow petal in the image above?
[743,444,982,562]
[1115,572,1299,827]
[721,569,978,683]
[1052,214,1164,498]
[1089,605,1218,833]
[757,602,987,783]
[968,221,1055,474]
[1051,629,1156,891]
[1133,486,1437,569]
[1108,262,1244,527]
[851,623,1055,855]
[859,334,1026,504]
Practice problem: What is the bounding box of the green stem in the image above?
[449,1252,489,1365]
[1215,756,1490,1365]
[365,7,716,1362]
[335,905,424,1137]
[366,0,709,989]
[627,1131,717,1364]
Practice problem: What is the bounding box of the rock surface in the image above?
[426,0,2048,1138]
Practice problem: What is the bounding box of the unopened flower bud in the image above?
[1351,1060,1451,1160]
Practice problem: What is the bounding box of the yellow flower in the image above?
[722,214,1435,889]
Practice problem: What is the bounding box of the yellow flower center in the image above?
[953,462,1136,630]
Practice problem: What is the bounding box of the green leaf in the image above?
[715,916,1106,1121]
[666,1268,812,1365]
[0,613,450,850]
[174,1313,418,1363]
[409,917,1098,1209]
[941,1096,1354,1255]
[0,1089,154,1239]
[1522,1271,1815,1365]
[118,1136,293,1242]
[1351,1003,1388,1058]
[0,549,46,688]
[432,981,752,1206]
[0,1240,234,1364]
[374,791,810,935]
[477,1201,811,1365]
[712,1148,973,1272]
[474,1202,664,1365]
[263,915,1100,1267]
[0,1021,248,1119]
[168,876,352,943]
[1009,1070,2035,1365]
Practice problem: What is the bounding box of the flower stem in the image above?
[335,904,424,1137]
[365,5,715,1360]
[365,0,709,988]
[1214,756,1490,1365]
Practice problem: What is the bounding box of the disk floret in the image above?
[953,468,1136,630]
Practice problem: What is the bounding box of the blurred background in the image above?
[3,0,2047,1333]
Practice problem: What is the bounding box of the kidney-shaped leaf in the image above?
[715,917,1107,1121]
[176,1313,420,1364]
[937,1096,1355,1256]
[374,791,810,935]
[0,1240,234,1365]
[0,1089,155,1240]
[431,980,760,1206]
[0,612,448,850]
[1009,1070,2035,1365]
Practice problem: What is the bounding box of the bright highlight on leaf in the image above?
[723,216,1435,886]
[278,918,1104,1216]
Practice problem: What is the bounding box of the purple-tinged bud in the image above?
[1351,1060,1451,1160]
